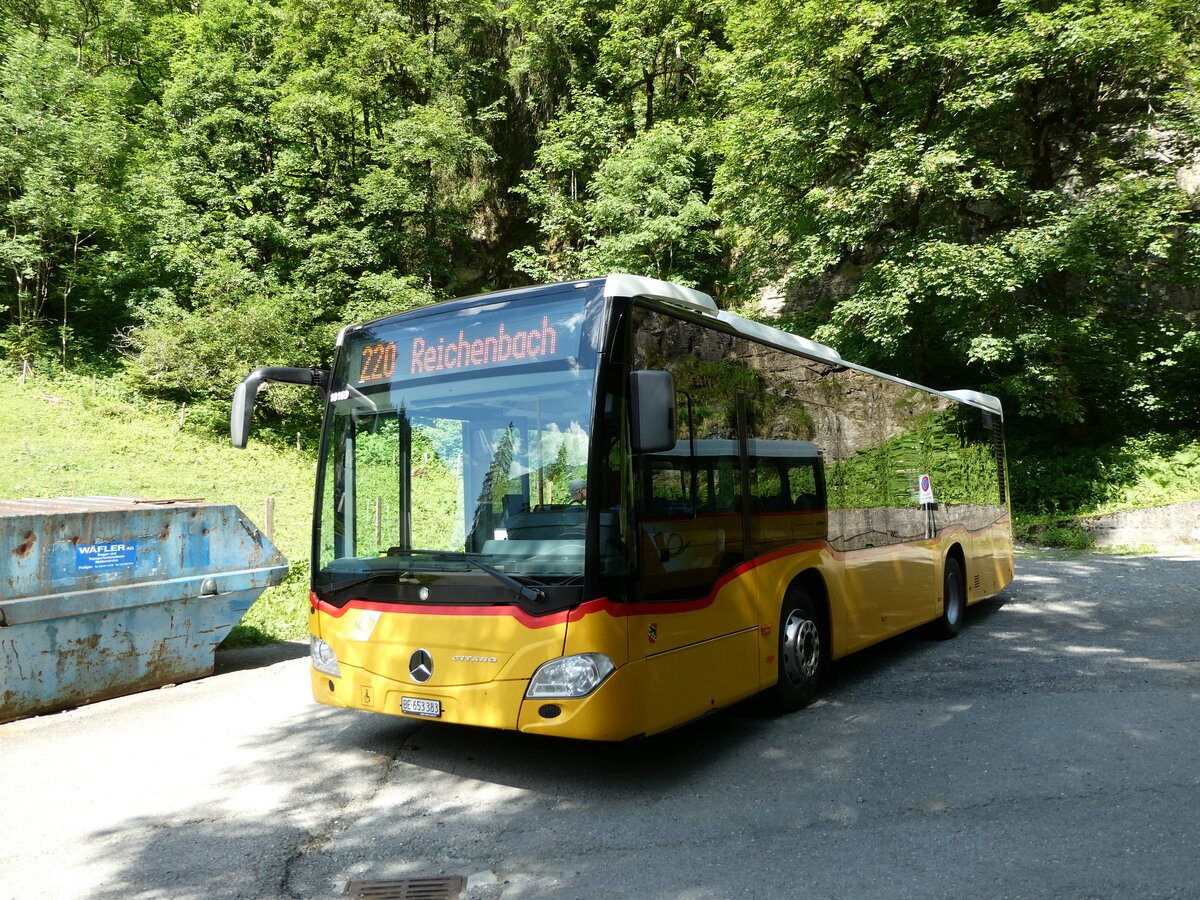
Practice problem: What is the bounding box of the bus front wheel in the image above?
[771,588,824,712]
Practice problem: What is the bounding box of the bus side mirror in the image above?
[230,379,254,449]
[630,370,676,453]
[230,367,330,448]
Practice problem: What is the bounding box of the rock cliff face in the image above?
[731,332,960,462]
[763,258,1200,324]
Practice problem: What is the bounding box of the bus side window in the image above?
[789,463,824,510]
[751,459,790,512]
[647,459,692,517]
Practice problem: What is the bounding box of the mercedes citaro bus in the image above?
[231,274,1013,740]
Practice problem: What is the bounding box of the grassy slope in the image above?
[0,375,316,644]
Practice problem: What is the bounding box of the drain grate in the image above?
[342,876,466,900]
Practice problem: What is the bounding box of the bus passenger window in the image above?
[648,460,693,517]
[752,459,789,512]
[789,464,823,510]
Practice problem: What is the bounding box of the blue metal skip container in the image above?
[1,497,288,723]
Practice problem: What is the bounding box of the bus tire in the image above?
[932,556,965,640]
[770,588,824,712]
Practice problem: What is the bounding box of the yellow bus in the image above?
[232,274,1013,740]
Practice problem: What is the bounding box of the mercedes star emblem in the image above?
[409,648,433,683]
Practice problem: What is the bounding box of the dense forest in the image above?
[2,0,1198,515]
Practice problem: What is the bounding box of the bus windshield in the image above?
[315,293,602,592]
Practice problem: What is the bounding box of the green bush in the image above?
[222,560,311,648]
[1008,432,1200,516]
[1039,523,1096,551]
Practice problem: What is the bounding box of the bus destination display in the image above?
[353,301,581,386]
[358,341,398,383]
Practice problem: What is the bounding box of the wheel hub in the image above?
[782,610,820,685]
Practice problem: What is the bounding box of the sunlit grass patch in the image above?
[0,373,316,645]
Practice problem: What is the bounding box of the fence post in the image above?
[264,496,276,541]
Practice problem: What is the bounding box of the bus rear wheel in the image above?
[771,588,824,712]
[932,557,965,640]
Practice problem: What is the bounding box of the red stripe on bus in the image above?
[615,542,827,617]
[310,592,575,629]
[310,543,831,628]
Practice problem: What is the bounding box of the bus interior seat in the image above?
[502,495,529,520]
[754,495,791,512]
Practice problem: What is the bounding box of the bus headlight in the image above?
[526,653,614,699]
[310,635,341,677]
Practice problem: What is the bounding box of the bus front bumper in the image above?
[310,659,645,741]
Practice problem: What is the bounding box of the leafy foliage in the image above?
[718,0,1200,431]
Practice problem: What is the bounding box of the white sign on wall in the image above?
[918,474,936,506]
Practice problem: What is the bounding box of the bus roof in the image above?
[337,273,1004,420]
[598,275,844,365]
[597,274,1003,419]
[602,273,718,314]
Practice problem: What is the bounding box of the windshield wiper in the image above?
[385,548,545,604]
[320,572,392,600]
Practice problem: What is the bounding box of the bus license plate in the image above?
[401,697,441,718]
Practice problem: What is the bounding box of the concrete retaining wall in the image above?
[1079,500,1200,549]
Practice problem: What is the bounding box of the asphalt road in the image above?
[3,551,1198,900]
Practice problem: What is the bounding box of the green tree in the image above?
[123,0,501,419]
[0,11,140,371]
[718,0,1200,429]
[510,0,729,286]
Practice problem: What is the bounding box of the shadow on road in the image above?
[215,639,310,674]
